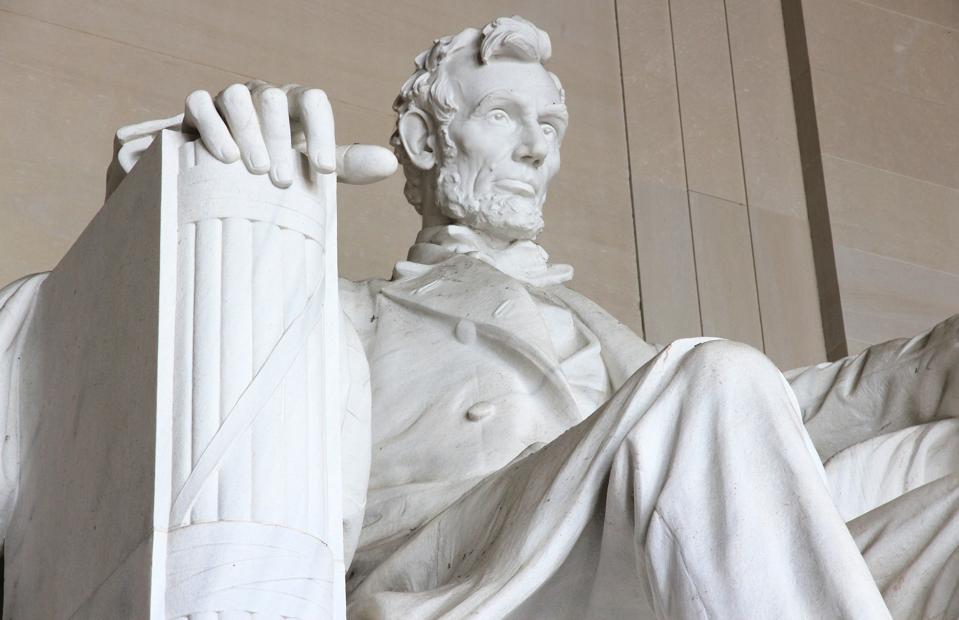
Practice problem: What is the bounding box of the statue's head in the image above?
[392,16,567,242]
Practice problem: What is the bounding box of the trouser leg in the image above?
[850,474,959,619]
[788,314,959,462]
[589,339,891,619]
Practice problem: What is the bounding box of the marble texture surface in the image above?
[801,0,959,351]
[2,132,172,619]
[1,130,349,618]
[0,12,958,620]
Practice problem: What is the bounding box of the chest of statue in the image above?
[364,257,587,492]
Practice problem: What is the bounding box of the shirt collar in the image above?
[393,225,574,287]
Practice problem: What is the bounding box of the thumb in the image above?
[335,144,398,185]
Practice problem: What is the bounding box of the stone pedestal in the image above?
[3,131,344,619]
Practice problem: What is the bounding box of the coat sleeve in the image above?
[338,278,376,568]
[0,273,47,539]
[785,314,959,461]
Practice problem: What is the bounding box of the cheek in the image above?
[453,123,515,168]
[544,149,561,180]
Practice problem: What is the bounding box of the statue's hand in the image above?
[183,80,397,188]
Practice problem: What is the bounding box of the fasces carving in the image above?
[167,139,344,619]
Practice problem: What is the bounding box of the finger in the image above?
[254,86,295,188]
[296,88,336,173]
[245,79,273,96]
[215,84,270,174]
[184,90,239,163]
[280,83,303,107]
[251,82,303,117]
[335,144,398,185]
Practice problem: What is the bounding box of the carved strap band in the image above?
[165,521,334,618]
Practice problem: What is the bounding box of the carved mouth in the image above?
[494,179,537,198]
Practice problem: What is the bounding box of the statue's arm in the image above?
[339,304,372,567]
[0,274,47,539]
[785,316,959,461]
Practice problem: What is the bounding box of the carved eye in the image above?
[487,109,511,125]
[541,123,557,139]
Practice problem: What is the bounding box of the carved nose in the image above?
[515,127,547,168]
[522,150,545,168]
[519,147,545,168]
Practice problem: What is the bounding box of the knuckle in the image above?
[221,83,251,105]
[299,88,329,109]
[257,87,288,112]
[185,90,211,111]
[245,78,269,93]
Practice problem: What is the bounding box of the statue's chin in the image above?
[436,180,545,242]
[457,207,544,242]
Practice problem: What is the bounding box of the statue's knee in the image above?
[679,340,795,427]
[925,316,959,365]
[681,339,776,380]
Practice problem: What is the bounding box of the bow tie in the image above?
[393,225,574,287]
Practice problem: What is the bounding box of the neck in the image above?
[417,176,454,229]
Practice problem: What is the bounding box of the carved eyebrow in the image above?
[540,104,569,126]
[472,92,568,131]
[472,90,529,115]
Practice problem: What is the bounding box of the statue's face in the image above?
[435,58,568,241]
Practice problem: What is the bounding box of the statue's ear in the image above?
[398,110,437,170]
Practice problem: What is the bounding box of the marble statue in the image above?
[1,14,958,620]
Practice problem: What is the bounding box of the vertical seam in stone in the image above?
[666,0,706,336]
[722,0,767,353]
[780,0,849,361]
[613,0,648,340]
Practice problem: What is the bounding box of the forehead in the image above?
[446,57,563,111]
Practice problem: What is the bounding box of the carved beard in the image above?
[434,164,545,242]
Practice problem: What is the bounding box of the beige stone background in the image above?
[0,0,955,370]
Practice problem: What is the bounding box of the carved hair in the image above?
[391,16,564,213]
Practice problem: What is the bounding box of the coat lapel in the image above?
[383,255,556,359]
[381,255,582,419]
[543,285,659,390]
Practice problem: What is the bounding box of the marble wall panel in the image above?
[0,11,245,288]
[750,207,827,369]
[632,181,702,345]
[823,155,959,275]
[618,0,832,366]
[811,69,959,192]
[617,0,701,343]
[616,0,686,189]
[855,0,959,31]
[669,0,746,205]
[803,0,959,351]
[804,0,959,106]
[835,245,959,353]
[725,0,807,220]
[688,191,763,349]
[725,0,827,368]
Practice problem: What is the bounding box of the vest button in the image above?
[466,401,495,421]
[455,319,477,344]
